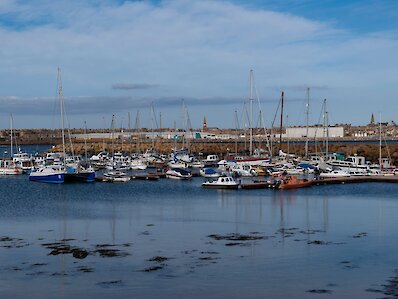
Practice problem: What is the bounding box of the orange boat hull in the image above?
[277,180,313,189]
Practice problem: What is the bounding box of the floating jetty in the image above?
[314,175,398,185]
[148,171,167,178]
[240,181,275,189]
[131,174,159,180]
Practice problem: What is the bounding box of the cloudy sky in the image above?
[0,0,397,129]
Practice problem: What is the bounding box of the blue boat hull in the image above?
[29,173,64,183]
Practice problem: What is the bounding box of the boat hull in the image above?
[277,181,312,189]
[64,171,96,183]
[202,184,239,189]
[29,173,64,184]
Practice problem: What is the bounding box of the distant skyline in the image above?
[0,0,397,129]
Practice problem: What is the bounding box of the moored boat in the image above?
[199,168,220,178]
[166,168,192,180]
[319,169,350,179]
[277,175,312,190]
[0,159,22,175]
[103,170,130,182]
[202,176,239,189]
[29,165,65,183]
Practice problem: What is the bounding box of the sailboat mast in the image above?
[243,98,247,151]
[286,114,290,157]
[279,91,284,151]
[379,113,382,171]
[10,114,13,158]
[102,116,106,152]
[181,99,185,149]
[324,98,329,160]
[84,121,88,162]
[58,67,66,159]
[305,87,310,159]
[111,114,115,157]
[135,110,141,154]
[234,109,239,155]
[249,70,253,156]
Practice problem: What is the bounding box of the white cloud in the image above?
[0,0,397,128]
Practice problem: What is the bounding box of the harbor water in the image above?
[1,170,398,298]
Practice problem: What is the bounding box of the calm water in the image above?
[1,174,398,298]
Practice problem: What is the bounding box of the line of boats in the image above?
[1,146,396,187]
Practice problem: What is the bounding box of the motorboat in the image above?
[319,170,350,179]
[130,159,147,170]
[103,170,130,182]
[29,165,65,183]
[203,154,220,167]
[277,175,312,190]
[166,168,192,180]
[231,163,258,177]
[0,159,22,175]
[64,164,96,183]
[199,168,220,178]
[167,160,189,169]
[13,152,33,173]
[202,176,239,189]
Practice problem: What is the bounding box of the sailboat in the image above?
[30,69,66,183]
[64,122,96,183]
[233,70,271,166]
[103,115,130,182]
[0,115,23,175]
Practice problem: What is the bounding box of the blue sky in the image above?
[0,0,397,129]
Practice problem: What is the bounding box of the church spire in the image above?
[370,113,375,126]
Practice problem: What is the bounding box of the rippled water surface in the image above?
[1,173,398,298]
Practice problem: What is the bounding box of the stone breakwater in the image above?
[51,140,398,164]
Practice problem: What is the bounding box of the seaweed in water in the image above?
[95,249,130,258]
[1,236,29,248]
[42,242,89,259]
[146,256,169,263]
[77,266,94,273]
[307,240,331,245]
[207,233,265,241]
[96,280,123,287]
[72,249,89,259]
[352,232,368,238]
[306,289,332,294]
[143,266,163,272]
[225,242,249,247]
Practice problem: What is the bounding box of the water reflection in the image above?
[1,178,398,299]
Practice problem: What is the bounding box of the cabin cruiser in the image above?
[230,163,258,177]
[0,159,22,175]
[29,165,65,183]
[199,168,221,178]
[130,158,147,170]
[166,168,192,180]
[319,169,350,178]
[203,154,220,167]
[12,151,33,173]
[202,176,239,189]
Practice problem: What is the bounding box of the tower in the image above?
[370,113,375,126]
[203,116,207,131]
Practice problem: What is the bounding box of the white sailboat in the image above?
[0,115,23,175]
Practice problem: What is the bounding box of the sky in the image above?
[0,0,397,129]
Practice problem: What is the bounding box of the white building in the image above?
[283,126,344,138]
